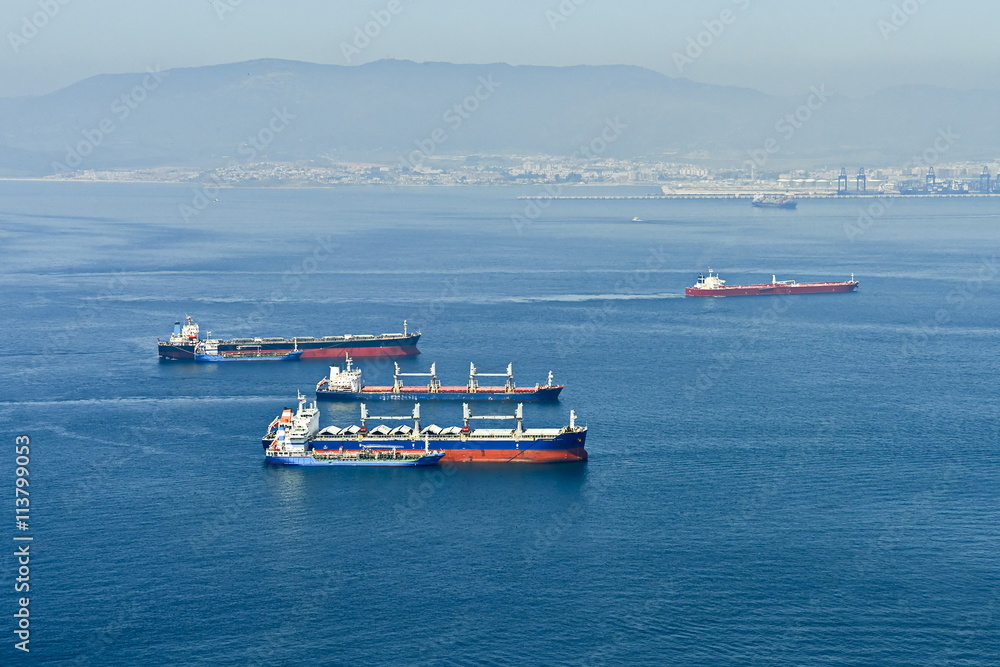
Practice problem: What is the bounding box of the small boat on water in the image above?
[751,194,797,209]
[685,269,859,297]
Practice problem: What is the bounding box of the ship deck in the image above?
[308,428,576,442]
[709,281,855,289]
[358,386,556,393]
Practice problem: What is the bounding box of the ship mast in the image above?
[394,362,439,392]
[469,362,515,393]
[463,403,525,433]
[360,403,421,434]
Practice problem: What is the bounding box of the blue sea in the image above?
[2,181,999,665]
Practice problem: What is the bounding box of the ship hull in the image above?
[261,432,588,463]
[159,335,420,360]
[685,282,858,297]
[751,201,797,209]
[195,351,303,362]
[315,386,563,402]
[264,453,444,466]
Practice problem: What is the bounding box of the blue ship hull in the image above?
[265,452,444,466]
[315,387,563,402]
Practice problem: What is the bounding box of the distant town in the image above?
[30,155,1000,197]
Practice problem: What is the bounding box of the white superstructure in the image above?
[268,392,320,452]
[692,269,725,290]
[322,356,364,393]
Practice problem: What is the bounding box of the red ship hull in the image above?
[422,447,587,463]
[299,345,420,359]
[685,281,858,297]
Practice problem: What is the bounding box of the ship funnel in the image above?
[173,322,182,335]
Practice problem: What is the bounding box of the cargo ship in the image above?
[158,316,420,360]
[315,358,563,402]
[751,194,797,209]
[262,394,587,463]
[685,270,859,297]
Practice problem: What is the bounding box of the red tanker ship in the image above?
[685,270,859,297]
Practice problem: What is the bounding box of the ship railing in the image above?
[377,331,417,339]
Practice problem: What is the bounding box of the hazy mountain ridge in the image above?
[0,58,996,176]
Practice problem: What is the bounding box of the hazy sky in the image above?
[1,0,995,98]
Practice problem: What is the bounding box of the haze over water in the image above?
[1,182,998,664]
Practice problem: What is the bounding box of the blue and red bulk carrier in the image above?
[263,394,587,464]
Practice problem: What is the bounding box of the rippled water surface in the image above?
[1,182,998,665]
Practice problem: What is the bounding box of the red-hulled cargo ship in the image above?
[685,270,859,297]
[315,358,563,401]
[158,316,420,360]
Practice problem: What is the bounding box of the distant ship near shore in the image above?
[751,194,797,209]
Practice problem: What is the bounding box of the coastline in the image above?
[5,176,1000,199]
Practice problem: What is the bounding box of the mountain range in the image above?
[0,58,996,176]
